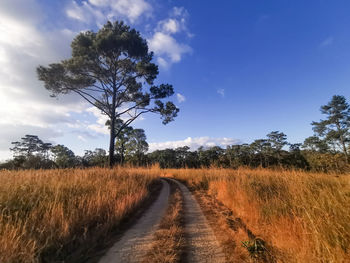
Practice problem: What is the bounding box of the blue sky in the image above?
[1,0,350,159]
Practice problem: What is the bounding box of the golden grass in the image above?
[1,166,349,262]
[168,168,350,262]
[0,166,160,263]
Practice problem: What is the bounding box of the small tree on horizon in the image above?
[267,131,288,165]
[10,135,52,158]
[312,95,350,163]
[125,128,149,166]
[37,21,179,167]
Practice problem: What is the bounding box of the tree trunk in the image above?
[108,116,116,168]
[108,87,117,168]
[121,144,125,165]
[340,137,348,163]
[336,122,349,163]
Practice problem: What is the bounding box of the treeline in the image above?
[1,95,350,172]
[1,131,348,172]
[1,134,107,169]
[148,95,350,172]
[147,137,348,172]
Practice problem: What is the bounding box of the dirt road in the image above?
[99,178,225,263]
[98,179,170,263]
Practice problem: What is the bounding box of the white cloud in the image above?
[0,0,93,159]
[86,107,110,135]
[157,57,169,68]
[320,36,334,47]
[148,32,191,63]
[149,137,241,152]
[217,89,225,97]
[160,19,179,34]
[176,93,186,103]
[148,6,192,68]
[66,0,152,25]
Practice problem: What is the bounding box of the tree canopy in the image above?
[311,95,350,162]
[37,21,179,167]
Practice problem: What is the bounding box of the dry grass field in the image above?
[167,168,350,262]
[1,166,349,262]
[0,167,159,263]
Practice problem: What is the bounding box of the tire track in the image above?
[169,178,226,263]
[98,179,170,263]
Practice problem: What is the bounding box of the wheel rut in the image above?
[98,179,170,263]
[169,178,226,263]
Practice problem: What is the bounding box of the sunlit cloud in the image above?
[149,136,240,152]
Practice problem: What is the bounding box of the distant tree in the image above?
[302,136,329,153]
[226,145,243,168]
[83,148,107,167]
[10,135,46,158]
[311,95,350,162]
[198,146,224,167]
[226,144,254,167]
[250,139,272,167]
[267,131,288,165]
[125,129,149,166]
[37,21,179,167]
[40,142,53,160]
[114,121,134,164]
[148,149,177,168]
[289,143,302,152]
[285,143,309,169]
[174,146,190,167]
[267,131,288,151]
[51,144,76,168]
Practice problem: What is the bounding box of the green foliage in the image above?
[302,136,329,153]
[51,145,76,168]
[311,95,350,162]
[10,135,52,158]
[82,148,107,167]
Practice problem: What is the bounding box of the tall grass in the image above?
[169,168,350,262]
[0,167,160,263]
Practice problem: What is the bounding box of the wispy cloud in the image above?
[149,136,241,152]
[217,88,225,97]
[0,0,89,158]
[320,36,334,47]
[66,0,152,25]
[176,93,186,103]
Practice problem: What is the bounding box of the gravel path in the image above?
[169,178,226,263]
[98,179,170,263]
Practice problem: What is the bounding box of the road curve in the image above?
[169,178,226,263]
[98,179,170,263]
